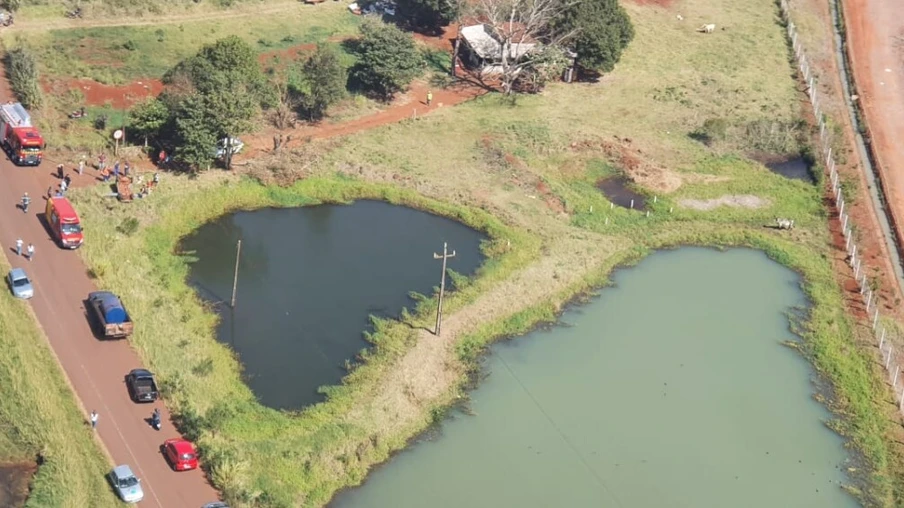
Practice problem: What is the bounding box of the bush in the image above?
[5,47,43,110]
[349,20,423,101]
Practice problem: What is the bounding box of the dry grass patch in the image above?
[680,194,771,211]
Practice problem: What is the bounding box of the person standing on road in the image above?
[15,238,22,256]
[20,192,30,213]
[25,243,34,261]
[56,164,64,180]
[90,410,98,429]
[427,90,433,106]
[78,158,85,175]
[98,153,107,172]
[59,179,68,194]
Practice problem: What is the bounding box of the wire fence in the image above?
[779,0,904,414]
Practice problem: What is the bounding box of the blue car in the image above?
[7,268,33,299]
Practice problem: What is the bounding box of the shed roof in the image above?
[460,24,502,60]
[460,23,537,61]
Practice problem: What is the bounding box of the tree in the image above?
[350,20,423,101]
[173,95,217,171]
[465,0,575,95]
[127,98,171,146]
[6,46,42,109]
[295,44,347,121]
[551,0,634,73]
[162,36,276,170]
[396,0,458,33]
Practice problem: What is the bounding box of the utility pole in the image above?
[231,239,242,308]
[433,242,456,337]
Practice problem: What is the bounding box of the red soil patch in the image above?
[412,24,459,52]
[240,79,485,157]
[46,78,164,109]
[258,37,352,69]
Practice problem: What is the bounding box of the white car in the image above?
[108,465,143,504]
[214,137,244,159]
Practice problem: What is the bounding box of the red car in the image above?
[163,439,198,471]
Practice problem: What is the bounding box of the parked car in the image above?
[7,268,33,299]
[201,503,229,508]
[214,137,244,159]
[108,465,143,504]
[125,368,159,403]
[163,438,199,471]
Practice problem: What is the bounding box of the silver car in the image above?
[7,268,33,299]
[108,465,143,504]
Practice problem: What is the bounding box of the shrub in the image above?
[5,47,43,109]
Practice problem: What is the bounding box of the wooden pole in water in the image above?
[231,239,242,309]
[433,242,456,337]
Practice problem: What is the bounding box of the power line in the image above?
[495,351,625,508]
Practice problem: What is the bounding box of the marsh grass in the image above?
[0,257,118,507]
[63,0,904,504]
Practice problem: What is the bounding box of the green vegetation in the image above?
[551,0,634,73]
[291,43,348,121]
[349,19,423,101]
[0,257,118,507]
[50,0,904,506]
[5,45,43,109]
[394,0,458,33]
[161,35,274,168]
[2,4,361,84]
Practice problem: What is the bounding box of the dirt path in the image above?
[0,71,219,506]
[842,0,904,303]
[242,79,487,158]
[7,0,303,32]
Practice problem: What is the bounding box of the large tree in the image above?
[294,44,347,121]
[465,0,575,95]
[162,36,276,169]
[396,0,459,33]
[551,0,634,73]
[127,97,170,146]
[350,20,423,101]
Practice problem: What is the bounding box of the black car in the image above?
[125,369,159,403]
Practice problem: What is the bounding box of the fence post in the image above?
[880,328,886,349]
[873,308,880,330]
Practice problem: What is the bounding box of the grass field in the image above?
[0,257,118,508]
[4,3,361,85]
[61,0,904,506]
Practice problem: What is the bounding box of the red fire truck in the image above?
[0,102,44,166]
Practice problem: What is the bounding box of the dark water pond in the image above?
[181,201,486,410]
[597,176,648,210]
[765,157,815,183]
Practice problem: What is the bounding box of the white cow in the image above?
[697,24,716,34]
[775,218,795,230]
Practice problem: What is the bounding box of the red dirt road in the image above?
[843,0,904,273]
[0,80,219,505]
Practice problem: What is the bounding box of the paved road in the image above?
[843,0,904,255]
[0,130,220,506]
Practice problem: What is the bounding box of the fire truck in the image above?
[0,102,44,166]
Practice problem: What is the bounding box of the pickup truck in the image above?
[87,291,134,339]
[125,369,159,403]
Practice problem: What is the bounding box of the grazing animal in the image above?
[677,14,684,21]
[697,24,716,34]
[775,218,795,230]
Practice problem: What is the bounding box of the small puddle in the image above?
[765,158,815,183]
[597,176,647,210]
[0,461,37,507]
